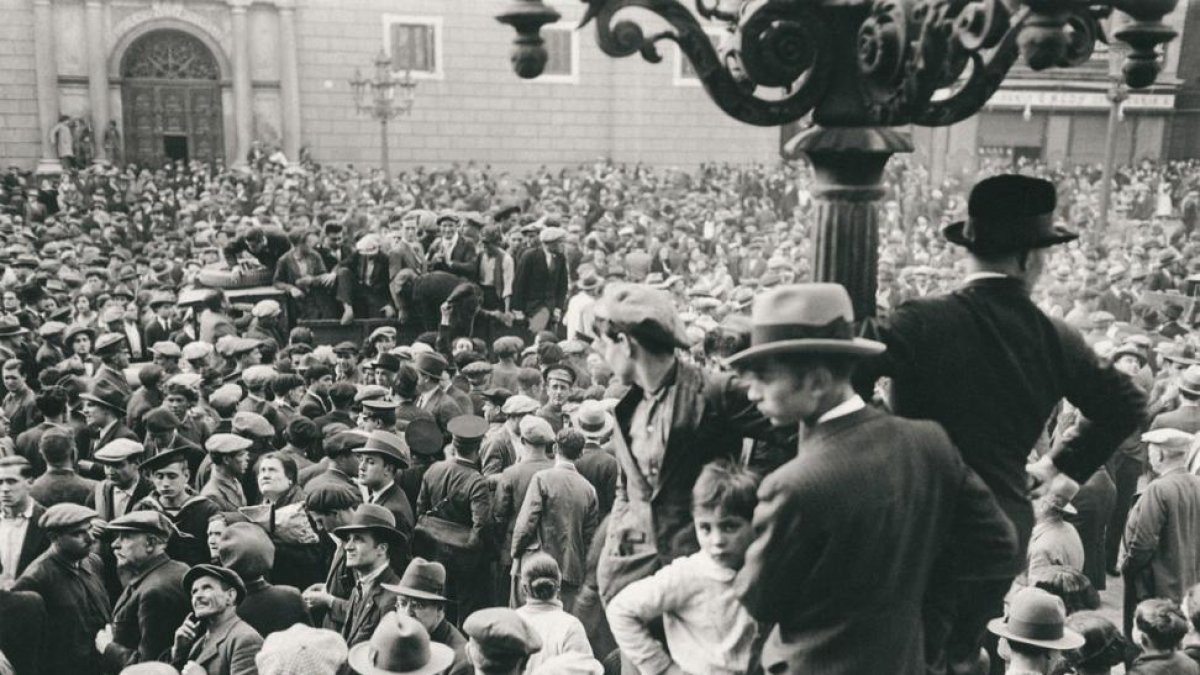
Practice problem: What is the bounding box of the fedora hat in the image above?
[725,284,885,367]
[0,316,28,338]
[333,504,405,545]
[347,611,454,675]
[987,587,1084,651]
[353,430,412,468]
[383,557,448,602]
[573,399,614,440]
[1040,475,1079,515]
[80,379,129,414]
[942,175,1077,255]
[413,352,447,379]
[1180,365,1200,396]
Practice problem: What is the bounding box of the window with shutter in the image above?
[382,16,442,78]
[542,29,575,78]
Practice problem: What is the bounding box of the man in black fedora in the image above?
[853,173,1147,675]
[728,283,1015,675]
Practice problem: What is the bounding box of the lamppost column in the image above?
[84,0,109,163]
[1099,46,1128,231]
[229,0,253,166]
[276,0,302,161]
[790,127,913,320]
[32,0,62,174]
[380,116,390,181]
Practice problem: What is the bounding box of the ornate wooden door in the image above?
[120,30,224,167]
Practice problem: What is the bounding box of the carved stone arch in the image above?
[109,18,232,83]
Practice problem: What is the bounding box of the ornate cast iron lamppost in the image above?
[497,0,1178,319]
[350,51,417,181]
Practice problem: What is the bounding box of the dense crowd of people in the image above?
[0,149,1198,675]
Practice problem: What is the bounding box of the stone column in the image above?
[277,0,302,161]
[32,0,62,174]
[790,127,913,320]
[229,0,253,165]
[84,0,109,163]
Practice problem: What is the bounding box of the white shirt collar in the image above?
[1,499,33,520]
[817,395,866,425]
[963,272,1009,284]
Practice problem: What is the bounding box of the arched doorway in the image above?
[121,29,224,167]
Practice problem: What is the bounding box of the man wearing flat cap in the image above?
[98,511,191,672]
[1121,427,1200,632]
[171,564,264,675]
[335,234,395,325]
[725,284,1015,675]
[463,607,542,675]
[415,415,493,621]
[12,503,110,675]
[590,282,793,604]
[853,174,1147,673]
[512,225,569,334]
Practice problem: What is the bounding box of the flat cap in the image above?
[143,407,182,433]
[94,332,127,355]
[333,341,359,355]
[184,564,247,604]
[543,364,576,386]
[596,283,690,350]
[368,326,397,343]
[538,227,566,244]
[461,361,494,378]
[232,411,274,439]
[209,383,244,410]
[404,418,444,457]
[150,341,182,358]
[304,481,362,513]
[181,341,214,361]
[39,503,99,531]
[107,510,176,537]
[256,624,348,675]
[165,372,204,390]
[222,337,262,358]
[481,387,513,404]
[37,320,67,338]
[1141,428,1194,453]
[241,365,277,388]
[362,398,400,414]
[463,608,542,667]
[375,352,402,373]
[206,433,254,455]
[501,394,540,416]
[94,438,145,463]
[354,384,391,403]
[251,299,282,319]
[325,430,370,456]
[519,415,555,445]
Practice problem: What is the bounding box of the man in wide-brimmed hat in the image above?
[853,174,1147,674]
[987,587,1084,673]
[728,283,1016,675]
[334,504,405,649]
[382,557,470,675]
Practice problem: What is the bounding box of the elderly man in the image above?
[13,503,110,675]
[97,511,190,672]
[730,284,1016,675]
[336,233,394,325]
[854,174,1146,673]
[171,564,264,675]
[590,282,790,604]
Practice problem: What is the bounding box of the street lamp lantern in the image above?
[1099,43,1130,230]
[496,0,1179,318]
[350,50,418,179]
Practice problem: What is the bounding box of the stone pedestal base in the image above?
[35,158,63,177]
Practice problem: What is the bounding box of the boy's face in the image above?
[693,506,754,570]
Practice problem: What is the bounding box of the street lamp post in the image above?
[1099,45,1129,230]
[497,0,1179,318]
[350,51,417,181]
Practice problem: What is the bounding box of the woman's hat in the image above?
[725,284,885,367]
[987,587,1085,651]
[942,175,1078,255]
[347,612,454,675]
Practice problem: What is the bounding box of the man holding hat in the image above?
[986,587,1084,675]
[854,174,1147,671]
[727,284,1016,675]
[98,511,191,672]
[383,557,471,675]
[512,225,569,334]
[12,503,110,675]
[462,607,542,675]
[171,563,264,675]
[333,504,405,648]
[1122,427,1200,628]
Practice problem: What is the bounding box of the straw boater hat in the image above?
[725,284,885,367]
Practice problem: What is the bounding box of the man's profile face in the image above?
[742,360,820,426]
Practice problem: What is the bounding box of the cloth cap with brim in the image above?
[355,385,391,404]
[150,341,182,358]
[37,321,67,338]
[348,612,455,675]
[184,564,247,604]
[404,419,444,457]
[106,510,176,538]
[596,283,690,350]
[448,415,488,446]
[63,324,95,345]
[369,326,398,343]
[480,387,513,404]
[334,341,359,355]
[333,504,405,545]
[143,408,182,433]
[382,557,448,601]
[942,175,1077,255]
[1040,475,1079,515]
[182,341,214,361]
[518,415,555,446]
[232,411,274,439]
[251,300,282,319]
[542,365,576,387]
[573,400,614,439]
[501,394,540,416]
[139,447,192,473]
[987,588,1085,651]
[1109,344,1147,366]
[325,430,371,456]
[1141,427,1194,454]
[726,284,885,367]
[206,433,254,455]
[354,430,412,468]
[40,503,99,531]
[94,438,144,464]
[463,608,543,668]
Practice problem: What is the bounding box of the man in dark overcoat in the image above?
[730,284,1017,675]
[512,226,570,334]
[853,174,1147,675]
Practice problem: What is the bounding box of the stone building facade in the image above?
[0,0,1195,174]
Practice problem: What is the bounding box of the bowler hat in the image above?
[333,504,405,545]
[184,564,247,604]
[383,557,448,601]
[943,175,1077,255]
[987,587,1084,650]
[725,284,885,367]
[347,611,454,675]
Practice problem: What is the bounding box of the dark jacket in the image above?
[101,553,190,672]
[297,391,331,420]
[223,229,291,270]
[29,468,96,508]
[416,457,492,552]
[13,550,111,675]
[736,407,1017,675]
[855,276,1147,555]
[575,445,619,516]
[431,619,472,675]
[1128,650,1200,675]
[0,501,48,579]
[237,579,308,638]
[0,590,46,675]
[368,482,415,552]
[1122,470,1200,605]
[512,248,569,315]
[341,566,401,648]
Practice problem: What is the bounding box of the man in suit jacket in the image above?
[335,234,395,324]
[427,213,481,282]
[0,589,45,675]
[144,295,181,346]
[854,175,1146,674]
[77,380,139,479]
[729,284,1017,675]
[352,430,415,565]
[0,456,48,581]
[512,226,570,333]
[171,565,264,675]
[332,504,404,648]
